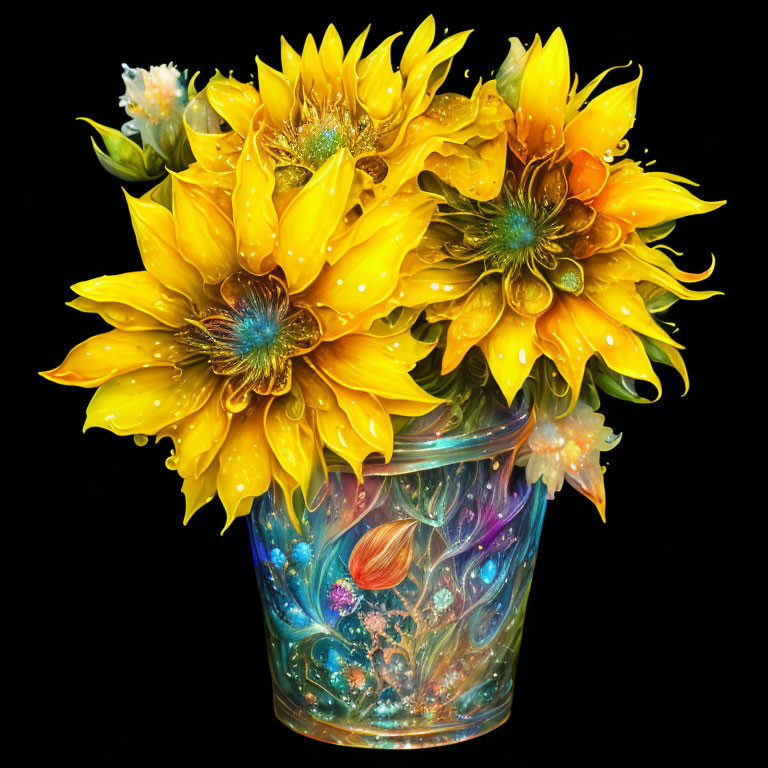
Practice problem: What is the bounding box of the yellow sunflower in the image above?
[41,150,441,530]
[181,16,512,205]
[403,28,724,408]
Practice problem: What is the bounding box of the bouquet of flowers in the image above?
[41,17,722,748]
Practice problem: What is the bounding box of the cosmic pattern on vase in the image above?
[249,402,547,747]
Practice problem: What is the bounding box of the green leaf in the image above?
[79,117,163,181]
[592,361,651,404]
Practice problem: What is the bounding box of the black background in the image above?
[9,2,750,764]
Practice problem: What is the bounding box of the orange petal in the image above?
[594,165,725,229]
[348,519,418,590]
[568,149,609,201]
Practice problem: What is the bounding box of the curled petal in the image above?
[568,149,609,201]
[504,264,553,316]
[594,164,725,229]
[565,70,641,159]
[205,75,261,137]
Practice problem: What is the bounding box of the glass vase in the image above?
[248,401,547,749]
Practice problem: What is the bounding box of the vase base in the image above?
[273,693,510,749]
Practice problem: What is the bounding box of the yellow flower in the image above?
[182,16,512,203]
[406,28,724,408]
[41,150,441,531]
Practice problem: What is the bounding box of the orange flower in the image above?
[348,519,418,590]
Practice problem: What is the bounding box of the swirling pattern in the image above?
[248,402,546,748]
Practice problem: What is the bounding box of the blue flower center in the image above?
[233,313,280,357]
[496,209,537,251]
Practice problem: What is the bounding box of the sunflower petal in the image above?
[71,272,192,328]
[159,381,232,479]
[594,164,725,228]
[304,194,434,313]
[323,377,394,461]
[205,76,261,137]
[585,278,683,348]
[256,58,295,127]
[443,276,505,373]
[275,150,356,292]
[232,119,278,273]
[41,329,190,388]
[124,191,210,309]
[216,403,272,530]
[84,363,216,436]
[504,264,553,316]
[565,70,641,159]
[480,309,540,405]
[65,297,170,331]
[171,171,238,283]
[310,332,442,405]
[182,463,219,525]
[536,294,661,408]
[357,34,403,120]
[264,396,321,498]
[516,28,570,157]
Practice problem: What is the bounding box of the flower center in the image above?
[481,201,545,273]
[493,208,539,252]
[263,102,388,181]
[177,274,321,408]
[296,116,350,169]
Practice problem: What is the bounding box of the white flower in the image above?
[119,63,187,163]
[517,402,621,519]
